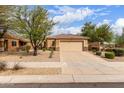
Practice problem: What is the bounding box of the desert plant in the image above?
[96,51,101,56]
[12,63,23,70]
[25,45,31,53]
[0,62,7,71]
[49,48,54,58]
[105,52,115,59]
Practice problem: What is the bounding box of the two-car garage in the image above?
[60,41,83,52]
[46,34,89,52]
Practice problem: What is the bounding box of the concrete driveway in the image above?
[60,51,124,75]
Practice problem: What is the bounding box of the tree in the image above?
[0,6,13,38]
[95,24,113,43]
[81,22,96,42]
[115,31,124,47]
[81,22,113,43]
[11,6,54,56]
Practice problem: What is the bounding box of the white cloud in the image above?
[53,7,94,25]
[55,6,76,13]
[112,18,124,34]
[48,9,58,14]
[115,18,124,27]
[96,18,124,35]
[52,26,81,35]
[95,7,107,12]
[97,19,111,27]
[49,6,111,35]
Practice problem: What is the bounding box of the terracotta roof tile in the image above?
[47,34,89,40]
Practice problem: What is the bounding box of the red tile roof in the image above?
[47,34,89,40]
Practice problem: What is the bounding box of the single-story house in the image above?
[0,30,29,52]
[46,34,89,52]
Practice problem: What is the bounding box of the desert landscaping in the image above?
[0,50,60,62]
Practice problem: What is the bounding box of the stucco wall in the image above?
[7,39,19,52]
[83,40,88,47]
[46,39,60,50]
[46,39,89,51]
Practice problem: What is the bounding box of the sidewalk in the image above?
[1,75,124,83]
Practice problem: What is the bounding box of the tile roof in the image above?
[47,34,89,40]
[5,30,29,42]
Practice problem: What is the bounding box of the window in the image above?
[12,41,17,46]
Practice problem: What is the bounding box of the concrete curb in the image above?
[1,75,124,84]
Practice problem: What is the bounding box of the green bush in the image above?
[105,52,115,59]
[96,51,101,56]
[113,48,124,56]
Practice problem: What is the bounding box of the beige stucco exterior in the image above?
[46,35,89,51]
[0,33,28,52]
[60,41,83,52]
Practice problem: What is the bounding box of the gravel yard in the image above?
[0,68,61,75]
[0,50,60,62]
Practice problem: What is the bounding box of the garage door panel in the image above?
[60,42,82,52]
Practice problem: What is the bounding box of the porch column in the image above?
[0,38,4,51]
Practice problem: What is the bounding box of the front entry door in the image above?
[4,40,8,51]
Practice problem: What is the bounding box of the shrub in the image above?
[91,48,98,52]
[49,48,54,58]
[42,48,46,51]
[113,48,124,56]
[0,62,7,71]
[12,64,23,70]
[105,52,115,59]
[25,45,31,53]
[96,51,101,56]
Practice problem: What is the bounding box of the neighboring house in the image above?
[0,30,29,52]
[89,42,115,51]
[46,34,89,52]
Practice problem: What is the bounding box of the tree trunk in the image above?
[33,47,37,56]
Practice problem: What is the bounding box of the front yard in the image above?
[0,50,60,62]
[0,68,61,75]
[104,56,124,62]
[92,49,124,62]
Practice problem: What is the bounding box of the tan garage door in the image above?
[60,41,83,52]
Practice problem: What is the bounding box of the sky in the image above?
[35,5,124,35]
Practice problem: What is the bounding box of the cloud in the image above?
[115,18,124,27]
[97,19,111,27]
[95,7,107,12]
[112,18,124,34]
[48,9,58,14]
[48,6,111,35]
[54,6,76,14]
[53,7,94,25]
[96,18,124,35]
[52,26,81,35]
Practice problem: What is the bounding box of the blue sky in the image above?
[33,5,124,35]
